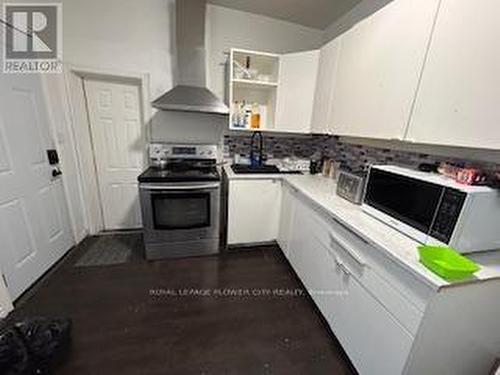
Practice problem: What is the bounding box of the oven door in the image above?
[139,182,220,244]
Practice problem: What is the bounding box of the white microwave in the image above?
[362,165,500,254]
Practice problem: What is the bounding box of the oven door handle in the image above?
[140,183,220,191]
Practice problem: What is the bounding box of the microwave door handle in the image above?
[140,183,220,190]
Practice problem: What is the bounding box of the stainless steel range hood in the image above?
[152,0,229,115]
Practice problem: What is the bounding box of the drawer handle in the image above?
[329,233,367,268]
[331,217,370,245]
[325,248,352,278]
[339,263,351,277]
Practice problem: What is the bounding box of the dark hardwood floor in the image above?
[8,234,356,375]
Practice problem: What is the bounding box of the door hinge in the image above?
[2,274,8,288]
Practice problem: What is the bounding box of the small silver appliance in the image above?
[336,170,367,205]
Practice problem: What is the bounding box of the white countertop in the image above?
[224,165,500,289]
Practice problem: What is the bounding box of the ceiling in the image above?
[208,0,363,30]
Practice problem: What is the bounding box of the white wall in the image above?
[57,0,323,144]
[61,0,176,100]
[11,0,175,99]
[37,0,322,145]
[206,4,324,101]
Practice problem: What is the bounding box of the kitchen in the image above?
[0,0,499,374]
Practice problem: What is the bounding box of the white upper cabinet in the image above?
[229,49,280,132]
[275,50,320,133]
[311,37,342,134]
[330,0,440,140]
[406,0,500,149]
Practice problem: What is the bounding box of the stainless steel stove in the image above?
[138,144,221,260]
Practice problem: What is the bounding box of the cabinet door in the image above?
[286,194,344,319]
[287,195,318,288]
[406,0,500,149]
[334,273,413,375]
[288,193,414,375]
[311,37,342,134]
[277,184,295,259]
[275,50,320,133]
[227,179,281,245]
[330,0,440,140]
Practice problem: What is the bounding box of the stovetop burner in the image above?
[138,165,220,183]
[138,143,221,183]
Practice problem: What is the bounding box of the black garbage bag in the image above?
[0,327,30,374]
[0,318,71,375]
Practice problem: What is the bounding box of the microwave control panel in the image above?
[430,188,466,243]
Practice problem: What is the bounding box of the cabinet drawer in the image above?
[326,228,424,335]
[295,192,429,335]
[287,190,417,374]
[325,211,433,309]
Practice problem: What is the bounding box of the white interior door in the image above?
[0,74,74,300]
[83,78,146,230]
[0,272,13,318]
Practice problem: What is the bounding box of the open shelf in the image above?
[231,49,280,83]
[232,78,278,89]
[229,48,281,132]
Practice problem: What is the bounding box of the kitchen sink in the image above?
[231,164,303,175]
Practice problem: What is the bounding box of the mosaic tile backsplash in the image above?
[224,134,500,176]
[224,135,326,160]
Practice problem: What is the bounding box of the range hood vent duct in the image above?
[152,0,229,115]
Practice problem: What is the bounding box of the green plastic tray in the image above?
[418,245,480,281]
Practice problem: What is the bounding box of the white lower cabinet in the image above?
[281,183,417,374]
[240,179,497,374]
[228,179,282,245]
[277,184,295,258]
[334,274,414,375]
